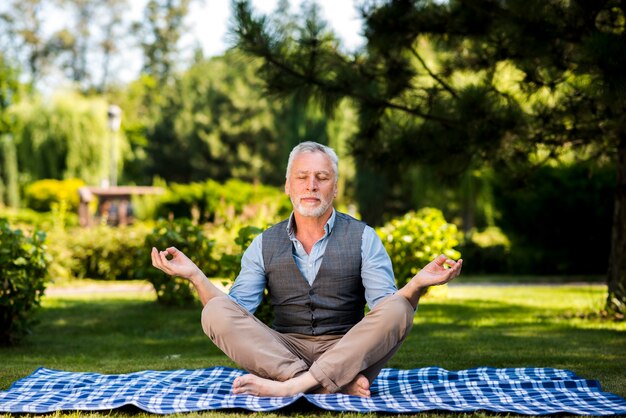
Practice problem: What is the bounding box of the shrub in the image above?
[377,208,461,288]
[47,224,151,281]
[0,219,49,345]
[155,180,291,225]
[24,178,85,212]
[218,225,274,325]
[0,207,79,231]
[143,219,218,306]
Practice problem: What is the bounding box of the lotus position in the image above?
[151,141,462,398]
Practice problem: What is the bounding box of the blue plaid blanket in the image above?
[1,366,625,415]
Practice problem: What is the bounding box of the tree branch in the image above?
[409,45,459,99]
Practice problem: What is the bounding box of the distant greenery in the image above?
[0,282,623,417]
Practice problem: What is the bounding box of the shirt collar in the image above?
[286,208,336,239]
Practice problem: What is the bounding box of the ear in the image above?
[285,179,290,195]
[333,182,338,198]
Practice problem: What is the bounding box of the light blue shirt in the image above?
[229,209,397,313]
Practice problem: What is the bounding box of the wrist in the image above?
[188,268,207,285]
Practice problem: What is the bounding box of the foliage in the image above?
[143,219,217,306]
[143,51,280,184]
[46,224,151,282]
[24,178,85,212]
[0,0,132,92]
[233,0,626,314]
[376,208,461,288]
[458,227,511,275]
[0,219,49,345]
[494,162,615,275]
[136,0,194,85]
[218,225,273,325]
[156,179,291,225]
[0,53,21,207]
[0,207,79,232]
[10,93,126,185]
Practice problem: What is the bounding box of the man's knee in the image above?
[201,296,242,339]
[373,294,414,337]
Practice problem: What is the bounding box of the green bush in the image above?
[47,224,151,281]
[143,219,218,306]
[0,207,79,231]
[24,178,85,212]
[155,180,291,225]
[218,225,274,325]
[376,208,461,288]
[0,219,49,345]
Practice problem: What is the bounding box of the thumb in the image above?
[166,246,180,256]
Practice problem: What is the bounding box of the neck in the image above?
[293,208,333,237]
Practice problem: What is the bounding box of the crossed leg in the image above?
[202,294,414,397]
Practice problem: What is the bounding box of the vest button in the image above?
[309,290,314,296]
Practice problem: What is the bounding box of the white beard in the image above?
[291,195,333,218]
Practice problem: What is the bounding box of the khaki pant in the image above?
[201,293,414,393]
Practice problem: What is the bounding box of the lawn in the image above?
[1,281,624,417]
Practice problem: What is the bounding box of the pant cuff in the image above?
[309,361,340,393]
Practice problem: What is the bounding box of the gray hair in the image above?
[286,141,339,182]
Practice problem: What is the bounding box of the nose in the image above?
[306,176,318,191]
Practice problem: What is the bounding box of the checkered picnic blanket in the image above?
[1,366,625,415]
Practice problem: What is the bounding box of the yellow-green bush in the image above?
[24,178,85,212]
[377,208,461,288]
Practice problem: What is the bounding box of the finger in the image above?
[434,254,448,266]
[151,247,162,268]
[166,246,180,256]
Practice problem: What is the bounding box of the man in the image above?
[151,141,462,398]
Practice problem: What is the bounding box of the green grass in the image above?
[1,282,624,417]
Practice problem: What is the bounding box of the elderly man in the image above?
[151,141,462,397]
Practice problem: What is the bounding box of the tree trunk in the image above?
[607,135,626,316]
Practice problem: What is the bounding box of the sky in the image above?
[187,0,365,57]
[108,0,365,83]
[0,0,366,87]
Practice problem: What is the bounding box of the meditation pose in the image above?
[151,141,463,397]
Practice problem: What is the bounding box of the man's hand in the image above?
[151,246,202,282]
[397,254,463,309]
[413,254,463,288]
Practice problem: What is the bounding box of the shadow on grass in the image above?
[390,300,625,397]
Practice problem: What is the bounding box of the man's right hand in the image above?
[151,246,202,281]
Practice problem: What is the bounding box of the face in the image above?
[285,151,338,218]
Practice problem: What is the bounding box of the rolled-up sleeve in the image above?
[361,226,397,309]
[228,233,266,313]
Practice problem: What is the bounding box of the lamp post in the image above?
[107,105,122,187]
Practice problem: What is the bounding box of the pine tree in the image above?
[233,0,626,315]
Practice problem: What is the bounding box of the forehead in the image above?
[291,151,333,173]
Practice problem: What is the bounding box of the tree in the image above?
[135,0,194,85]
[232,0,626,316]
[0,53,21,207]
[0,0,49,87]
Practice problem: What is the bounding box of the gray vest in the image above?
[262,212,366,335]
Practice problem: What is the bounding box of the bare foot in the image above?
[341,374,371,397]
[232,372,322,397]
[232,374,291,397]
